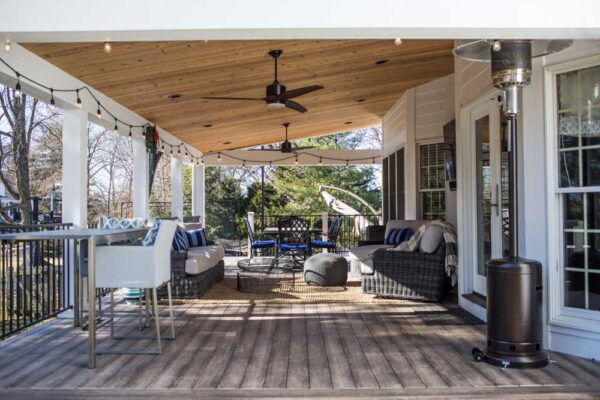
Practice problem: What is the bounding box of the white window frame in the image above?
[545,54,600,334]
[417,140,446,220]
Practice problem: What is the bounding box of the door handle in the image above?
[490,184,500,217]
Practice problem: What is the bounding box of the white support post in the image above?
[192,164,206,225]
[132,139,149,219]
[170,157,183,220]
[62,108,88,228]
[61,107,87,311]
[321,211,329,253]
[321,212,329,241]
[247,211,255,256]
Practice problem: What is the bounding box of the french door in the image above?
[471,99,510,295]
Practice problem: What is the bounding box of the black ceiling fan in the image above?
[201,49,324,113]
[251,123,315,153]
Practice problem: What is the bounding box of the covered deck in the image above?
[1,299,600,399]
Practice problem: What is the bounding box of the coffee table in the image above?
[237,257,296,293]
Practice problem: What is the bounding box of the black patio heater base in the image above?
[481,256,548,369]
[453,39,572,369]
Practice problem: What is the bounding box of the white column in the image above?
[132,139,149,219]
[61,108,87,311]
[62,108,88,228]
[192,164,206,225]
[170,156,183,220]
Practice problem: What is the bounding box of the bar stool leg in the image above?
[167,282,175,339]
[152,288,162,354]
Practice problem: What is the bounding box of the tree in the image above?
[0,88,59,224]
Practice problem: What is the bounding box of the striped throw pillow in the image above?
[186,228,208,247]
[143,221,161,246]
[384,228,414,245]
[172,227,190,252]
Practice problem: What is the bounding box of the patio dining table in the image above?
[261,226,322,236]
[0,228,146,369]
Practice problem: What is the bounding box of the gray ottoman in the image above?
[304,253,348,286]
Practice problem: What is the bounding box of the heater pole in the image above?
[507,114,519,259]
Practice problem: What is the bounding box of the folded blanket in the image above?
[391,220,458,286]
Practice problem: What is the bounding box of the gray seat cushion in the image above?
[304,253,348,286]
[419,224,444,253]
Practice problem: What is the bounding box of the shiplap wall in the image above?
[382,74,455,221]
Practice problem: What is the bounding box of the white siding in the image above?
[382,74,455,221]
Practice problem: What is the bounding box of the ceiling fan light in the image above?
[266,101,285,109]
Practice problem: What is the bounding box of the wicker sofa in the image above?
[157,248,224,299]
[349,220,451,302]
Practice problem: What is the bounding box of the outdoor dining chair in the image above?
[94,220,178,355]
[277,216,310,267]
[243,216,276,258]
[311,216,342,253]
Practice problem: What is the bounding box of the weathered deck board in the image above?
[1,300,600,399]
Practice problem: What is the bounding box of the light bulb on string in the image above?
[3,39,11,53]
[394,38,403,46]
[294,156,298,165]
[319,157,322,165]
[217,152,221,162]
[178,147,181,155]
[372,157,376,164]
[49,89,56,109]
[492,40,502,52]
[104,41,112,54]
[346,160,349,166]
[96,103,102,119]
[128,126,132,137]
[14,74,22,97]
[76,90,82,108]
[113,121,118,133]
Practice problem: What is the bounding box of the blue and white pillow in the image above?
[99,216,146,230]
[143,221,161,246]
[384,228,414,245]
[172,227,190,252]
[186,228,208,247]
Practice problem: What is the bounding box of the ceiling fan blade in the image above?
[285,100,307,113]
[284,85,324,99]
[202,96,265,101]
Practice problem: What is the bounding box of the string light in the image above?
[217,152,221,162]
[103,41,112,54]
[170,148,173,155]
[96,102,102,119]
[178,147,181,155]
[3,39,11,53]
[294,156,298,165]
[394,38,403,46]
[14,73,22,97]
[372,157,376,164]
[346,159,349,166]
[75,90,82,108]
[49,89,56,109]
[128,126,132,137]
[201,158,204,165]
[319,157,322,165]
[161,142,164,150]
[113,121,118,133]
[142,128,146,139]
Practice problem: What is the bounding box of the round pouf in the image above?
[304,253,348,286]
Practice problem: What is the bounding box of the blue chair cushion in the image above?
[311,240,337,249]
[251,239,276,249]
[143,220,161,246]
[280,243,308,251]
[186,228,208,247]
[172,227,190,251]
[384,228,414,245]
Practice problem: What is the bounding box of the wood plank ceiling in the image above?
[23,40,455,153]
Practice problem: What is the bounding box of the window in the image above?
[419,143,446,220]
[557,64,600,311]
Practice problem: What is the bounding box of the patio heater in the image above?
[454,39,571,368]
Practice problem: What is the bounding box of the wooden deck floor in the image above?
[1,299,600,399]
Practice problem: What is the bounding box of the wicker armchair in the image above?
[362,246,450,302]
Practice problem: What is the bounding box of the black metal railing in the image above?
[0,223,73,339]
[248,213,381,256]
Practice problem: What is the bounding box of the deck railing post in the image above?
[321,211,329,252]
[247,211,255,256]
